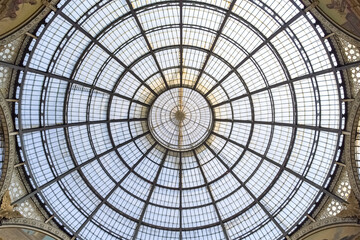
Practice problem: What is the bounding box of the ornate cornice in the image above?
[290,217,360,240]
[0,91,16,199]
[346,90,360,200]
[0,218,71,240]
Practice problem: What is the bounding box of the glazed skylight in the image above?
[148,88,213,151]
[14,0,345,239]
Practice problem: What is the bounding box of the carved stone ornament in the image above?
[1,218,71,240]
[346,90,360,200]
[0,190,22,219]
[290,217,360,240]
[0,91,16,201]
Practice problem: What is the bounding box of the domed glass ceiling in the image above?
[148,88,213,151]
[14,0,346,239]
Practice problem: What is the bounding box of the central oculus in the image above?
[175,110,186,121]
[148,87,213,152]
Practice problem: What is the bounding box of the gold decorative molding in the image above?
[0,190,22,219]
[337,191,360,218]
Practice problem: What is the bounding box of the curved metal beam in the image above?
[73,143,157,238]
[125,0,169,90]
[214,119,341,133]
[204,10,304,97]
[203,142,287,236]
[132,149,168,239]
[211,131,348,204]
[193,150,230,240]
[210,59,360,108]
[192,0,236,90]
[11,131,150,206]
[0,62,150,107]
[57,10,158,97]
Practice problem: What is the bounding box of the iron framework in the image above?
[0,0,356,239]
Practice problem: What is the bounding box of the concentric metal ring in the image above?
[148,88,213,151]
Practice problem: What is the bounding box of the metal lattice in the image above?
[3,0,354,239]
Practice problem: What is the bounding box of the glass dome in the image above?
[148,87,213,151]
[14,0,345,239]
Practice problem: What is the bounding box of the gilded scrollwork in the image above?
[337,191,360,218]
[0,190,22,219]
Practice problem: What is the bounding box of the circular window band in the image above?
[148,88,213,152]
